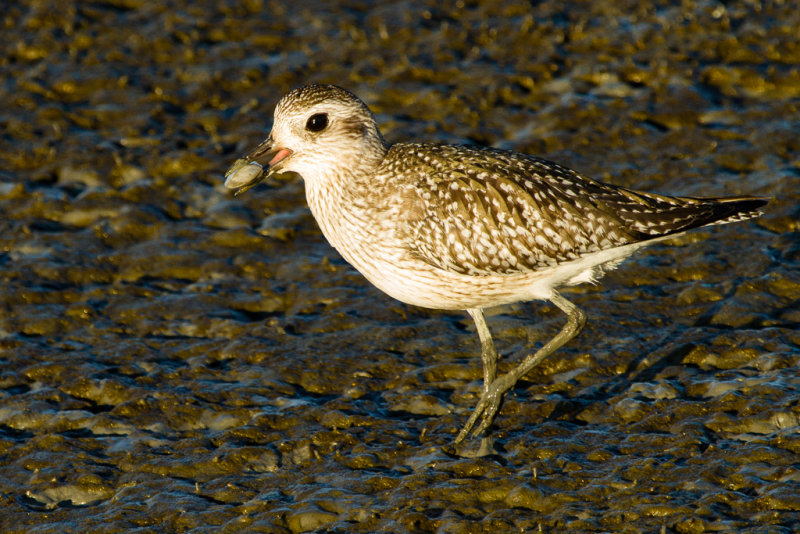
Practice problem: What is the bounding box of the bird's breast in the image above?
[305,178,395,263]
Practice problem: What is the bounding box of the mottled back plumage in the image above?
[383,143,766,277]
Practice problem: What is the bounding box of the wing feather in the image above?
[385,143,766,277]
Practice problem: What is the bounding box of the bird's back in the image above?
[380,143,767,279]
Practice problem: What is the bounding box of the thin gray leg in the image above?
[466,308,497,394]
[455,292,586,444]
[465,308,499,455]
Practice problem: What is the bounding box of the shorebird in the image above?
[225,84,767,444]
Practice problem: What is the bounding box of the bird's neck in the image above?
[306,137,388,204]
[304,148,399,280]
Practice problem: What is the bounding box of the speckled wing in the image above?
[391,144,766,277]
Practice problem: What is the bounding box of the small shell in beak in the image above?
[224,138,293,196]
[225,161,265,191]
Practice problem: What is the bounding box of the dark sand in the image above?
[1,0,798,531]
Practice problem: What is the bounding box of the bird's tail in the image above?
[688,195,770,226]
[612,189,770,238]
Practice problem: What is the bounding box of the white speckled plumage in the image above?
[225,84,768,446]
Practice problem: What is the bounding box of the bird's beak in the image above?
[224,136,293,196]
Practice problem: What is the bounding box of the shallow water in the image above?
[1,0,799,532]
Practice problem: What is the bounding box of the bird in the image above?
[224,84,768,445]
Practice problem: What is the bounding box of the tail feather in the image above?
[689,196,770,226]
[612,191,769,238]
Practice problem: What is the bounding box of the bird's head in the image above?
[224,84,387,195]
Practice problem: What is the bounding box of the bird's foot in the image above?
[454,373,515,444]
[448,435,497,458]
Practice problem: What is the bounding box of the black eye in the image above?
[306,113,328,132]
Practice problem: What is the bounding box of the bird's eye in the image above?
[306,113,328,132]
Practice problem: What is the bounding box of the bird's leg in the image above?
[455,292,586,444]
[466,308,497,394]
[463,308,499,455]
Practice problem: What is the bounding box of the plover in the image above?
[225,84,768,444]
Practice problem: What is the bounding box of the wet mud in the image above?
[1,0,799,532]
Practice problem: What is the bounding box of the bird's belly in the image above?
[337,242,551,310]
[335,236,655,311]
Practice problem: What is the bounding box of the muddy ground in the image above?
[1,0,799,532]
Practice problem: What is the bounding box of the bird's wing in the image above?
[391,144,765,277]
